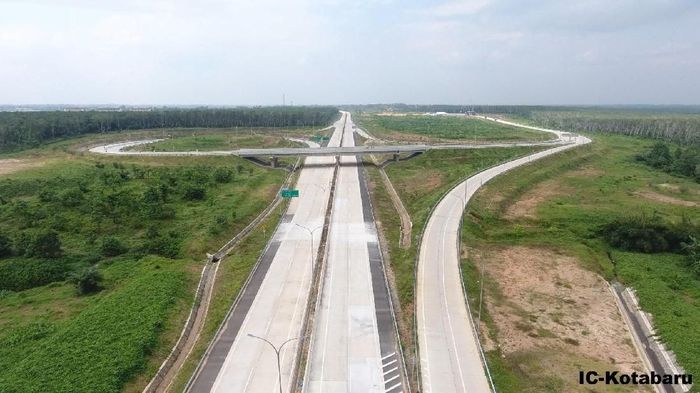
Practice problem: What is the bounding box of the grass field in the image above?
[0,131,288,392]
[127,129,321,152]
[460,133,700,391]
[356,113,552,143]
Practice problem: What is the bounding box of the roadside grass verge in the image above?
[170,203,286,391]
[127,132,306,152]
[615,252,700,381]
[355,113,552,143]
[460,133,700,390]
[365,146,547,369]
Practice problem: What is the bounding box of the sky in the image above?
[1,0,699,105]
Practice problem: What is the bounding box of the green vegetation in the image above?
[458,133,700,391]
[599,214,698,254]
[128,132,304,152]
[0,127,288,391]
[0,106,338,152]
[636,142,700,181]
[615,252,700,382]
[0,256,189,393]
[355,114,551,142]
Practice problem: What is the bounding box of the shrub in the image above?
[59,188,85,207]
[682,236,700,275]
[213,167,233,183]
[21,230,62,258]
[599,215,697,254]
[141,228,180,259]
[100,236,127,257]
[68,266,103,295]
[183,185,206,201]
[0,233,12,258]
[0,259,68,291]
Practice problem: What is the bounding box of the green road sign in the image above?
[311,135,330,142]
[281,189,299,198]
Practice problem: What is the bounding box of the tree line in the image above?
[0,106,338,151]
[345,105,700,145]
[636,142,700,182]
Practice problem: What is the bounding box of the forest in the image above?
[346,104,700,145]
[0,106,338,152]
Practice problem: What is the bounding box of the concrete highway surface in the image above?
[304,112,405,393]
[185,115,345,393]
[416,122,590,393]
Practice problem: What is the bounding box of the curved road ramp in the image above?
[416,122,590,393]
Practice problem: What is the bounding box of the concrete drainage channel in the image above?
[143,160,301,393]
[611,282,692,393]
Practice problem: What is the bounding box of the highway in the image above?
[416,121,590,393]
[303,112,405,393]
[185,114,345,393]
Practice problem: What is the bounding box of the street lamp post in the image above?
[294,223,324,269]
[247,334,300,393]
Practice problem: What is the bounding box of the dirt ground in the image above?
[504,179,571,219]
[0,158,43,176]
[478,246,649,392]
[636,190,698,207]
[503,166,602,219]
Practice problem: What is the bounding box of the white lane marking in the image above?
[381,352,396,361]
[382,359,397,368]
[385,382,402,392]
[383,366,398,375]
[385,374,400,384]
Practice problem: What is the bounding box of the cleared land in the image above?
[461,133,700,392]
[355,113,553,143]
[0,131,288,392]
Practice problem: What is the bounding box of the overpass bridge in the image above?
[89,139,572,167]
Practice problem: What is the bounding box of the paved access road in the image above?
[304,112,405,393]
[416,122,590,393]
[186,115,345,393]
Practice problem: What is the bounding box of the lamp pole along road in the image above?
[294,223,324,270]
[246,334,300,393]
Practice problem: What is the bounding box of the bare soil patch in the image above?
[504,179,570,219]
[0,159,44,176]
[636,190,698,207]
[479,246,648,391]
[568,166,604,177]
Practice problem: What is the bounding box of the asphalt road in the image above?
[416,123,590,393]
[186,115,345,393]
[303,112,405,393]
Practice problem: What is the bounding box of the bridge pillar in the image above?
[271,156,278,168]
